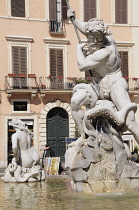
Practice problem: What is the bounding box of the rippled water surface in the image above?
[0,177,139,210]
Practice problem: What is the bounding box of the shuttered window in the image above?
[119,51,128,78]
[50,49,63,77]
[49,0,57,20]
[12,47,27,74]
[49,0,67,21]
[11,0,25,17]
[84,0,96,22]
[115,0,127,24]
[61,0,68,21]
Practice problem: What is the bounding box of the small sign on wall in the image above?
[13,101,27,111]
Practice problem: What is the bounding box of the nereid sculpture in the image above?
[65,9,139,193]
[4,118,45,182]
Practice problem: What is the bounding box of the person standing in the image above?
[42,144,55,169]
[43,144,55,158]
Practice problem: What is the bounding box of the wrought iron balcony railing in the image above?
[49,21,65,34]
[5,75,76,91]
[39,77,76,90]
[5,75,139,92]
[5,74,39,90]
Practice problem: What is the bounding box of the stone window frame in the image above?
[44,38,69,78]
[7,0,29,18]
[111,0,132,25]
[5,36,33,86]
[116,41,134,80]
[80,0,100,21]
[11,99,30,113]
[45,0,68,21]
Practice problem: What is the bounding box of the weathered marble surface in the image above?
[65,9,139,193]
[4,118,45,182]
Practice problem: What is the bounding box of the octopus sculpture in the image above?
[65,84,139,193]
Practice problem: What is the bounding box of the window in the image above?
[49,48,64,89]
[11,0,25,17]
[49,0,68,21]
[50,49,63,77]
[84,0,96,22]
[44,38,69,81]
[115,0,127,24]
[6,36,33,89]
[12,46,27,87]
[119,51,128,78]
[12,46,27,75]
[49,0,67,33]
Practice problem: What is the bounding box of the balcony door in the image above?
[12,46,27,88]
[49,48,64,89]
[47,107,69,162]
[49,0,67,33]
[49,0,67,21]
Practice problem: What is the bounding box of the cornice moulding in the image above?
[81,39,134,47]
[5,36,33,42]
[115,41,134,47]
[44,38,69,44]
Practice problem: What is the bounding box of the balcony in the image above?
[49,21,65,35]
[5,75,76,99]
[5,75,139,100]
[5,75,77,91]
[5,74,39,100]
[39,76,76,90]
[5,74,39,89]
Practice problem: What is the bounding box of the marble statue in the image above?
[65,9,139,193]
[4,118,45,182]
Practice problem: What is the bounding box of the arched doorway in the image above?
[46,107,69,161]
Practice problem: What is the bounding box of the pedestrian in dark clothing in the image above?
[42,144,55,168]
[43,144,55,158]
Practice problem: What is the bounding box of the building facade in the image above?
[0,0,139,168]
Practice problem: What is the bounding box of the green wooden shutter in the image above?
[49,0,57,20]
[11,0,25,17]
[12,47,27,74]
[61,0,68,21]
[119,51,128,78]
[50,49,63,77]
[115,0,127,24]
[84,0,96,22]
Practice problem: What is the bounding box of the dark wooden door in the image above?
[47,107,69,161]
